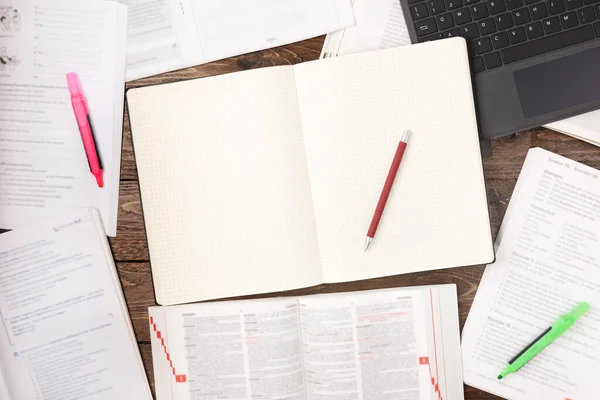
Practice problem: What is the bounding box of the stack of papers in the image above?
[321,0,411,58]
[118,0,356,81]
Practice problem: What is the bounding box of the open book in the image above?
[127,38,494,306]
[0,0,127,236]
[118,0,355,81]
[462,148,600,399]
[149,285,464,400]
[0,209,152,399]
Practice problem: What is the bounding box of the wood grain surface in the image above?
[115,35,600,400]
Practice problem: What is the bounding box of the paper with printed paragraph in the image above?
[462,148,600,400]
[0,208,152,400]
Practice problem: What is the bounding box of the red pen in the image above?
[66,72,104,188]
[364,130,410,252]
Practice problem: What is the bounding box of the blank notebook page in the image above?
[127,67,323,305]
[294,38,494,282]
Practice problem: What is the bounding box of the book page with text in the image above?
[0,208,151,399]
[462,148,600,399]
[299,287,457,400]
[293,39,493,283]
[127,67,322,305]
[149,298,305,400]
[0,0,127,236]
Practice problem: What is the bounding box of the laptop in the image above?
[399,0,600,139]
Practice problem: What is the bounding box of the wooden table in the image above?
[115,36,600,400]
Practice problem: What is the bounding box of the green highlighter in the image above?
[498,301,591,380]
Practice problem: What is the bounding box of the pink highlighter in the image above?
[66,72,104,188]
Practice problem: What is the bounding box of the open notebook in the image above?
[149,285,464,400]
[127,38,494,306]
[0,208,152,399]
[0,0,127,236]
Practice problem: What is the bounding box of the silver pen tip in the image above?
[401,130,410,143]
[364,237,372,253]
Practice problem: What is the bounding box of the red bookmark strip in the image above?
[149,316,187,383]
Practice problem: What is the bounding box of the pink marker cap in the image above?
[66,72,82,97]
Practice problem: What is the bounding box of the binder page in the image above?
[462,148,600,399]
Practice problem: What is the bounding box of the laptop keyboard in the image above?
[409,0,600,72]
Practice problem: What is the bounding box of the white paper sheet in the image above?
[545,110,600,147]
[462,148,600,400]
[0,0,127,236]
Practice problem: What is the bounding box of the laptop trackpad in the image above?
[514,47,600,119]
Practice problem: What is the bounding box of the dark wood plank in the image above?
[118,38,600,400]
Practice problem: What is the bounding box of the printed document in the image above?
[149,285,464,400]
[0,0,127,236]
[462,147,600,399]
[321,0,411,58]
[0,208,152,399]
[119,0,355,81]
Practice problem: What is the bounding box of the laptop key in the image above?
[531,3,549,19]
[412,3,430,19]
[471,3,490,19]
[428,0,447,14]
[445,0,463,9]
[514,8,532,23]
[475,36,493,53]
[548,0,566,14]
[594,20,600,35]
[461,22,481,38]
[445,27,462,36]
[416,18,438,36]
[496,12,515,29]
[472,56,486,72]
[420,32,445,41]
[597,3,600,17]
[566,0,583,9]
[508,26,528,43]
[484,51,503,68]
[437,12,456,28]
[543,16,562,34]
[489,0,507,14]
[561,11,579,28]
[507,0,524,9]
[454,9,473,24]
[479,17,498,34]
[492,31,511,47]
[501,24,594,63]
[578,6,596,23]
[525,21,544,38]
